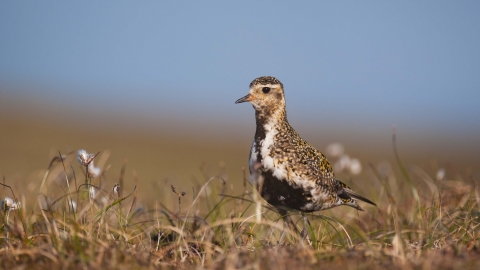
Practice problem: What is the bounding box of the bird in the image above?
[235,76,376,228]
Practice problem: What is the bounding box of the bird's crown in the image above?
[249,76,283,89]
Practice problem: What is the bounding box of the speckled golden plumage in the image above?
[236,76,375,214]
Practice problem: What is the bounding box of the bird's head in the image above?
[235,76,286,119]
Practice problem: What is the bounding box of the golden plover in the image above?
[235,76,375,219]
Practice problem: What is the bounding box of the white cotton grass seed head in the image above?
[113,183,120,194]
[89,186,96,199]
[77,149,95,166]
[1,196,14,210]
[68,200,77,212]
[88,163,101,178]
[1,196,21,211]
[436,168,446,181]
[334,154,351,172]
[348,158,362,175]
[11,201,21,210]
[77,149,102,177]
[325,143,345,159]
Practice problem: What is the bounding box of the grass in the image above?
[1,134,480,270]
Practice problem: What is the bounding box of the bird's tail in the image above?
[344,189,377,206]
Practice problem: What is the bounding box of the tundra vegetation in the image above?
[1,138,479,269]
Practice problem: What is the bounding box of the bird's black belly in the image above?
[258,169,314,212]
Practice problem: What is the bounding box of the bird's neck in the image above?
[254,107,287,141]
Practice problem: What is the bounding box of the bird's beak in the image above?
[235,94,254,104]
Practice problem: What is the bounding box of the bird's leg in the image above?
[300,214,311,241]
[277,209,297,244]
[278,210,288,244]
[278,219,287,244]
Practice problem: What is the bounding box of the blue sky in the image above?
[1,1,479,135]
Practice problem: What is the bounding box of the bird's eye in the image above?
[262,87,271,94]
